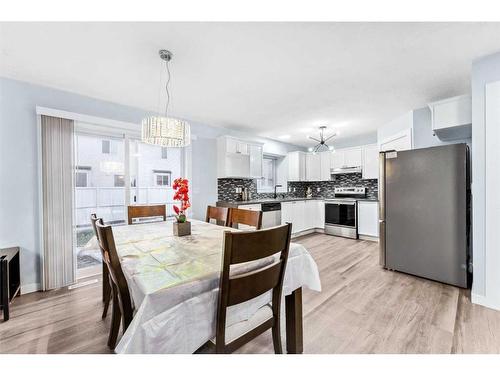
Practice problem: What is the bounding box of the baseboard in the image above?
[359,234,379,242]
[21,283,41,294]
[291,228,322,238]
[471,292,500,311]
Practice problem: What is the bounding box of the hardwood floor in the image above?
[2,233,500,354]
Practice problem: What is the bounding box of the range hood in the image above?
[330,166,362,175]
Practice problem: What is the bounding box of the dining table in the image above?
[90,219,321,354]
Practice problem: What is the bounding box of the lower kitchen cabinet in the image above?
[281,200,306,233]
[282,200,324,234]
[357,200,379,238]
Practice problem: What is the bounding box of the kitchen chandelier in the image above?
[141,49,190,147]
[308,126,336,152]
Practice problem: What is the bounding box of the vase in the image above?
[173,221,191,237]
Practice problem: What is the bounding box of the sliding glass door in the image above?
[74,132,126,278]
[73,123,184,279]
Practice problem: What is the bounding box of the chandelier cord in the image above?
[165,60,171,117]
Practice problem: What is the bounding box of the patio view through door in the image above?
[73,122,183,279]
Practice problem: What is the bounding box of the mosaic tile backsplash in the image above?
[218,173,378,201]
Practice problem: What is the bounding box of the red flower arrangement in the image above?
[172,178,190,223]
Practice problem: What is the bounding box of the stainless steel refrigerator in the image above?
[379,143,471,288]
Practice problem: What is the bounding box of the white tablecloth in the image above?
[92,220,321,354]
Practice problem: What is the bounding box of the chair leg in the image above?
[272,319,283,354]
[107,288,121,350]
[102,278,112,319]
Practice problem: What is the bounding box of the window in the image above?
[75,166,90,187]
[257,156,276,193]
[114,174,125,187]
[154,170,172,186]
[102,140,110,154]
[161,147,168,159]
[75,172,88,187]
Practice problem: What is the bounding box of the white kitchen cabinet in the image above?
[330,147,362,169]
[305,153,321,181]
[226,138,249,155]
[275,156,288,193]
[315,200,325,229]
[249,144,263,178]
[287,151,306,182]
[319,151,331,181]
[428,94,472,141]
[281,200,306,234]
[343,148,363,167]
[217,136,263,178]
[357,201,379,238]
[305,199,324,229]
[282,199,324,234]
[331,150,344,169]
[362,144,379,180]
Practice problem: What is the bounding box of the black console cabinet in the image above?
[0,247,21,321]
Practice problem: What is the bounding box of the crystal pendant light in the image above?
[141,50,191,147]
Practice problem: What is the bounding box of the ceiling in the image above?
[1,22,500,147]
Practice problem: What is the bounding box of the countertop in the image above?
[217,197,378,207]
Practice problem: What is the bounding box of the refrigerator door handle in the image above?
[378,151,386,267]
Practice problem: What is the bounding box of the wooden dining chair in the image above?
[214,223,292,354]
[90,214,112,319]
[206,206,230,226]
[95,219,134,350]
[227,207,263,230]
[127,204,166,225]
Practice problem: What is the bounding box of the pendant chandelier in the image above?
[308,126,336,153]
[141,49,191,147]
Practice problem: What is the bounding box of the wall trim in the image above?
[471,292,500,311]
[36,106,141,133]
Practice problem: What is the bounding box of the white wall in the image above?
[0,77,304,292]
[471,51,500,310]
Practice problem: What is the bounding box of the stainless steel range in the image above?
[324,187,366,239]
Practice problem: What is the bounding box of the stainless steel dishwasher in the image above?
[261,202,282,228]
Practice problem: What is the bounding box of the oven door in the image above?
[324,200,358,238]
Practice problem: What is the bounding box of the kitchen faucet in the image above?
[273,184,283,199]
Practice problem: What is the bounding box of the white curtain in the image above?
[41,115,75,290]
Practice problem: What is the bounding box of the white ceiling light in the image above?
[308,126,336,152]
[141,50,190,148]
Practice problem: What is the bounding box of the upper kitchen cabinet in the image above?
[331,147,363,169]
[225,137,249,155]
[319,151,331,181]
[288,151,306,181]
[289,151,331,182]
[428,94,472,141]
[248,143,263,178]
[362,144,379,179]
[217,136,263,178]
[305,152,321,181]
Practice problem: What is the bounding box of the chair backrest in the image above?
[216,223,292,347]
[90,213,100,241]
[94,220,133,320]
[227,208,263,230]
[206,206,230,226]
[127,204,166,225]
